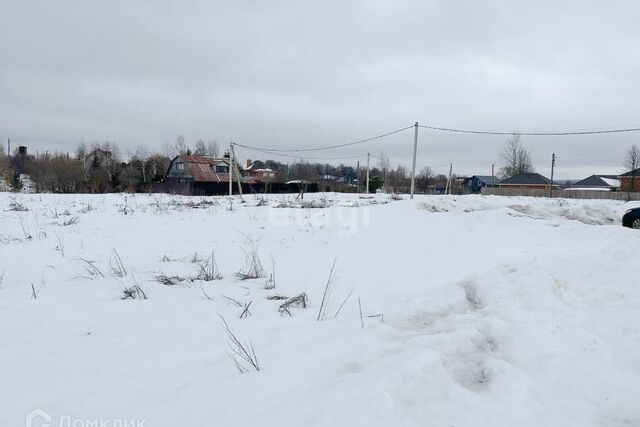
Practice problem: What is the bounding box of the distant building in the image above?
[500,173,554,189]
[570,175,620,191]
[463,175,501,194]
[165,155,232,183]
[243,159,277,182]
[451,176,469,194]
[620,168,640,192]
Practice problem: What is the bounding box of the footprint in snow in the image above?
[459,280,484,310]
[442,353,491,391]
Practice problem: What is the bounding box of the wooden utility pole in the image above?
[366,153,370,194]
[230,143,243,195]
[491,163,495,184]
[356,160,360,193]
[447,163,453,195]
[549,153,556,198]
[228,142,233,196]
[410,122,419,199]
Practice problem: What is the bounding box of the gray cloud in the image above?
[1,0,639,177]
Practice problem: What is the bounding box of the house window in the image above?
[175,162,184,171]
[216,165,229,173]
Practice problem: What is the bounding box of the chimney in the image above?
[247,159,252,167]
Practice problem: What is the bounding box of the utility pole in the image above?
[356,160,360,193]
[228,142,233,196]
[549,153,556,198]
[448,163,453,195]
[230,143,243,196]
[7,138,10,156]
[492,163,497,194]
[366,153,370,194]
[410,122,419,199]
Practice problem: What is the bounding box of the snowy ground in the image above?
[1,192,639,427]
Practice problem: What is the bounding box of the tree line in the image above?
[1,134,638,193]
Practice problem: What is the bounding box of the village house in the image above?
[499,172,555,189]
[164,155,233,183]
[463,175,501,193]
[243,159,277,182]
[570,175,620,191]
[450,176,469,194]
[620,168,640,192]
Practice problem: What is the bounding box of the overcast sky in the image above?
[1,1,639,178]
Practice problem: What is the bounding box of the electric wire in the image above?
[232,125,414,153]
[418,124,640,136]
[234,145,365,161]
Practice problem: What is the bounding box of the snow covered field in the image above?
[1,192,639,427]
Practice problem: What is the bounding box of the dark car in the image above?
[622,208,640,229]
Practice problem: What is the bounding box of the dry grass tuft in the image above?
[236,242,265,280]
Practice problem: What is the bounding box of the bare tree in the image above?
[162,140,174,157]
[499,134,533,178]
[28,152,85,193]
[93,141,121,179]
[100,141,121,162]
[623,144,640,192]
[416,166,434,193]
[75,141,88,160]
[133,146,149,183]
[194,139,207,156]
[174,135,189,155]
[290,160,318,199]
[377,153,390,192]
[623,144,640,172]
[207,140,219,157]
[0,145,14,190]
[148,153,170,181]
[388,165,408,193]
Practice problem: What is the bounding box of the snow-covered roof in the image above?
[601,177,620,187]
[572,175,620,189]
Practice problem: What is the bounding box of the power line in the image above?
[418,124,640,136]
[416,163,452,169]
[233,125,414,153]
[234,144,364,161]
[368,153,387,161]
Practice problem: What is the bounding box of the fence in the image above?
[481,187,640,201]
[138,181,320,196]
